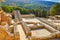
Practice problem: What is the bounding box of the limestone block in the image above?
[26,31,31,37]
[0,27,8,40]
[50,33,56,38]
[8,25,14,33]
[56,32,60,38]
[5,35,13,40]
[1,22,7,26]
[14,33,20,40]
[7,16,12,25]
[1,12,7,22]
[29,37,49,40]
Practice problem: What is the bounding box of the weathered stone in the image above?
[1,12,7,22]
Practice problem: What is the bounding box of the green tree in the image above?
[31,8,41,17]
[50,3,60,16]
[41,9,47,17]
[15,7,30,14]
[2,5,15,13]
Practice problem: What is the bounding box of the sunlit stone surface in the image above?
[31,29,51,37]
[0,10,60,40]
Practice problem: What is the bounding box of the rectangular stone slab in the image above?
[31,29,51,37]
[22,18,40,23]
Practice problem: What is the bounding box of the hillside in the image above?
[2,0,56,9]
